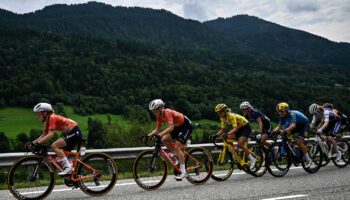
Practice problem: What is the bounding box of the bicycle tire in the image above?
[8,156,55,200]
[133,150,167,190]
[247,145,266,177]
[302,141,323,173]
[265,143,291,177]
[332,140,349,168]
[77,153,118,196]
[185,147,213,184]
[209,146,234,181]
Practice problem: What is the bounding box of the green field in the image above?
[0,107,132,138]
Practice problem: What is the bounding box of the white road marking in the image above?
[260,194,307,200]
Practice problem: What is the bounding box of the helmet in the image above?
[240,101,252,110]
[309,103,319,114]
[276,102,289,111]
[149,99,165,110]
[33,103,53,112]
[215,104,227,112]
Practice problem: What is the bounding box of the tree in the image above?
[87,118,107,148]
[0,132,10,152]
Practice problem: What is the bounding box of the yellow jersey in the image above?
[220,113,248,129]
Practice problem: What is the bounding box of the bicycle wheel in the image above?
[247,145,266,177]
[302,141,323,173]
[133,150,167,190]
[306,140,328,167]
[209,146,234,181]
[332,140,349,168]
[8,156,55,200]
[265,143,291,177]
[77,153,118,196]
[185,147,213,184]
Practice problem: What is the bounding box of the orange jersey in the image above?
[44,113,77,135]
[156,109,184,129]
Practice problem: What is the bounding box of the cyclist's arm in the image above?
[227,127,238,135]
[273,124,283,132]
[256,117,263,133]
[158,125,174,137]
[37,130,54,144]
[148,128,160,137]
[317,120,329,133]
[216,128,225,136]
[310,115,317,129]
[284,123,296,136]
[317,119,324,130]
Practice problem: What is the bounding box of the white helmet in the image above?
[240,101,252,110]
[33,103,53,112]
[149,99,165,110]
[309,103,319,114]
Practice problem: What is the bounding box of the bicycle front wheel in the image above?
[247,145,266,177]
[132,150,167,190]
[8,156,55,200]
[332,140,349,168]
[209,146,234,181]
[265,143,291,177]
[77,153,118,196]
[302,141,323,173]
[185,147,213,184]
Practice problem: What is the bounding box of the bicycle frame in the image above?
[151,139,202,173]
[218,139,255,167]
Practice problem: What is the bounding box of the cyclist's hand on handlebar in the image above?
[316,130,322,136]
[141,135,149,144]
[209,134,217,141]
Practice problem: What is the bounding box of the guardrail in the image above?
[1,135,349,167]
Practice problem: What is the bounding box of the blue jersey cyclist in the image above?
[272,102,312,168]
[240,101,271,148]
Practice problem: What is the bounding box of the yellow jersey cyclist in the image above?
[213,103,256,170]
[148,99,193,180]
[29,103,83,176]
[273,102,312,168]
[309,103,341,160]
[240,101,272,149]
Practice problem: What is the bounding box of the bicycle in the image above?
[209,134,264,181]
[132,135,213,190]
[306,132,349,168]
[265,131,323,177]
[7,141,118,200]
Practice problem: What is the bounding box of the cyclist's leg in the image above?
[161,133,174,151]
[261,121,272,148]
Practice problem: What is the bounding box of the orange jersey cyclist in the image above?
[148,99,193,180]
[30,103,83,176]
[214,103,256,170]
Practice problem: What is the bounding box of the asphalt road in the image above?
[1,164,350,200]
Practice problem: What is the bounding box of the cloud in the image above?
[183,0,207,21]
[286,0,320,13]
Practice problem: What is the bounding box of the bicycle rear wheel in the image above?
[247,145,266,177]
[209,146,234,181]
[7,156,55,200]
[265,143,291,177]
[133,150,167,190]
[185,147,213,184]
[302,141,323,173]
[77,153,118,196]
[332,140,349,168]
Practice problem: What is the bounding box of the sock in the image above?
[304,153,310,160]
[61,157,71,169]
[248,154,255,161]
[180,164,186,174]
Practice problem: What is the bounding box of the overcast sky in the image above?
[0,0,349,42]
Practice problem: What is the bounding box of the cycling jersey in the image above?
[221,113,248,129]
[279,110,309,139]
[44,114,77,135]
[244,108,271,134]
[156,109,184,129]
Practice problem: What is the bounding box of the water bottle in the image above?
[80,146,86,156]
[167,152,179,165]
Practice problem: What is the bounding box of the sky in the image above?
[0,0,349,42]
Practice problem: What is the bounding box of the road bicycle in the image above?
[209,134,265,181]
[132,135,213,190]
[265,131,323,177]
[306,132,349,168]
[7,141,118,200]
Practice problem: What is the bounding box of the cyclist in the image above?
[309,103,341,160]
[240,101,271,149]
[148,99,193,180]
[29,103,83,175]
[213,103,256,170]
[273,102,312,167]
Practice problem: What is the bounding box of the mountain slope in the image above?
[0,2,349,65]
